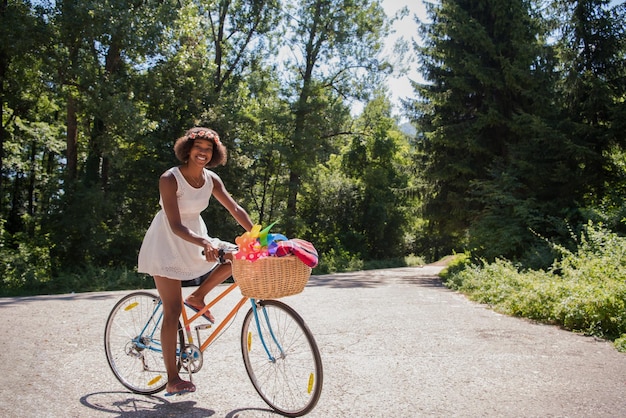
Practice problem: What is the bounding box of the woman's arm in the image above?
[209,171,254,233]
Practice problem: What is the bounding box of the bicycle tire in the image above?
[104,291,184,394]
[241,300,323,417]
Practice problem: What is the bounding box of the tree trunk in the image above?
[0,0,8,197]
[66,94,78,180]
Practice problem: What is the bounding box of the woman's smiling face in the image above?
[189,139,214,167]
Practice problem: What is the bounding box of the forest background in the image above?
[1,0,625,345]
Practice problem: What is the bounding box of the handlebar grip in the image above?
[201,249,227,264]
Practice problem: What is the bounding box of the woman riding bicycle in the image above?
[138,127,253,396]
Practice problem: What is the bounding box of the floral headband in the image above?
[188,130,221,145]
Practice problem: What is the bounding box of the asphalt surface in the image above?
[1,265,625,417]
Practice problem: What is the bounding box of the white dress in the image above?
[138,166,226,280]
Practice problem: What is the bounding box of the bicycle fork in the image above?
[250,299,285,362]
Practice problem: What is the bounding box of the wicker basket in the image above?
[232,256,312,299]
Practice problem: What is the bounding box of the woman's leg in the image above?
[185,262,233,322]
[154,275,195,393]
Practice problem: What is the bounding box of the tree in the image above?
[1,0,419,294]
[1,1,52,228]
[280,0,390,236]
[132,0,281,241]
[410,0,562,260]
[41,0,182,269]
[229,74,293,226]
[344,93,411,259]
[301,92,412,260]
[552,0,626,205]
[477,0,626,263]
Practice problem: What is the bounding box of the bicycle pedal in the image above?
[195,324,211,347]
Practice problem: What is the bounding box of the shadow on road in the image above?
[0,291,121,307]
[80,391,284,418]
[0,266,447,306]
[80,391,194,417]
[307,266,446,289]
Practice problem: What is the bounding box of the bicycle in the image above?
[104,254,323,417]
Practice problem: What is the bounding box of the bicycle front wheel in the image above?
[241,300,323,417]
[104,291,183,394]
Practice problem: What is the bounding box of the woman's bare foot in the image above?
[184,295,215,323]
[165,377,196,396]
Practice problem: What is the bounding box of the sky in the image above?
[352,0,427,119]
[382,0,427,107]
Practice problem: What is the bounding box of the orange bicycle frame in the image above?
[179,282,249,352]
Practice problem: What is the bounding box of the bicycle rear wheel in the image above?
[241,300,323,417]
[104,291,183,394]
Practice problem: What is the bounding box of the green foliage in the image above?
[439,252,472,279]
[0,229,53,296]
[280,0,389,234]
[412,0,550,258]
[0,0,405,296]
[552,0,626,202]
[444,222,626,344]
[51,266,153,294]
[300,162,364,256]
[315,247,364,275]
[2,0,625,304]
[363,255,424,270]
[314,250,424,275]
[301,93,415,261]
[0,215,151,297]
[410,0,626,264]
[615,335,626,353]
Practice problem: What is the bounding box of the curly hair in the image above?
[173,127,227,167]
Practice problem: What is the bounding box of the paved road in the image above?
[1,266,625,417]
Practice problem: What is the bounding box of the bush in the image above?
[314,248,363,274]
[363,254,424,270]
[615,334,626,353]
[439,252,473,283]
[314,250,425,275]
[442,221,626,346]
[0,233,53,297]
[52,265,154,294]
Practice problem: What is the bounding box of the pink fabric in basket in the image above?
[271,239,318,268]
